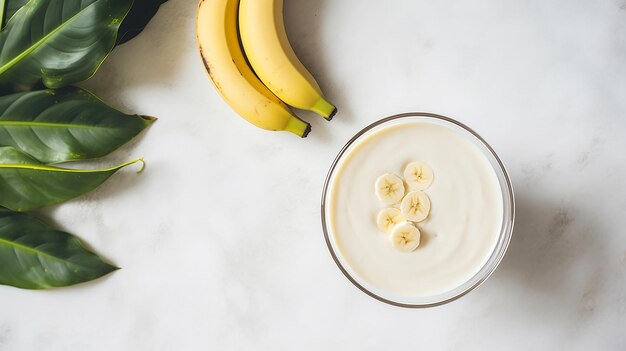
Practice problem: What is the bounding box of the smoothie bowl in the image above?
[321,113,514,307]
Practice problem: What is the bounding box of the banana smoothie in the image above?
[325,119,505,301]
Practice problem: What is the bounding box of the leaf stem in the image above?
[0,158,146,173]
[0,121,118,129]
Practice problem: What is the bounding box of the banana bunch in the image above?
[196,0,336,138]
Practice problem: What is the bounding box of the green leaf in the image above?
[0,87,155,164]
[0,146,144,211]
[117,0,167,45]
[1,0,28,28]
[0,0,5,29]
[3,0,167,44]
[0,0,134,89]
[0,207,117,289]
[5,0,28,18]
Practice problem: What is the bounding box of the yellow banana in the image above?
[238,0,337,120]
[196,0,310,137]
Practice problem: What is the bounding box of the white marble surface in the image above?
[3,0,626,349]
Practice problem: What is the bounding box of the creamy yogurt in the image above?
[326,119,504,300]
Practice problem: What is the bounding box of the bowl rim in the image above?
[320,112,515,308]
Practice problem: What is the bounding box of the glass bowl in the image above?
[321,112,515,308]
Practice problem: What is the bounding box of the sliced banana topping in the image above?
[376,208,404,233]
[374,173,405,204]
[403,161,434,191]
[400,191,431,222]
[389,222,421,252]
[373,164,435,252]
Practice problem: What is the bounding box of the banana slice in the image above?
[389,222,421,252]
[403,161,434,190]
[375,173,405,204]
[376,208,404,233]
[400,191,431,222]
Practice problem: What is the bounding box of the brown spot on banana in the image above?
[199,51,211,75]
[199,52,223,93]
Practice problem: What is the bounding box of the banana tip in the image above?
[326,107,337,121]
[301,124,311,138]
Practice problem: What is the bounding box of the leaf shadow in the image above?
[80,0,194,107]
[36,143,158,233]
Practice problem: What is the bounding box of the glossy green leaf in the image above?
[0,0,134,89]
[1,0,28,28]
[0,146,144,211]
[0,88,155,164]
[3,0,168,45]
[0,207,117,289]
[0,0,5,29]
[117,0,167,45]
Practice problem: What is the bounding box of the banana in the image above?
[400,191,431,222]
[389,222,421,252]
[403,161,434,190]
[238,0,337,120]
[376,208,404,233]
[196,0,310,137]
[375,174,405,204]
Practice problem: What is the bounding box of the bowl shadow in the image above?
[490,190,609,319]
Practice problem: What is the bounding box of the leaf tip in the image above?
[136,158,146,174]
[141,115,158,123]
[102,261,121,274]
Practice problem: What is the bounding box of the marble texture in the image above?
[2,0,626,349]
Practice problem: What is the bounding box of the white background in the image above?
[2,0,626,349]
